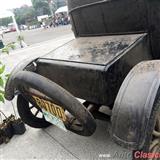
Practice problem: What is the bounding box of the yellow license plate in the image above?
[32,95,66,122]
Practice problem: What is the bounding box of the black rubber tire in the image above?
[14,71,96,136]
[17,94,51,128]
[134,89,160,160]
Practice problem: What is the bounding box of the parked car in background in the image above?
[8,23,16,32]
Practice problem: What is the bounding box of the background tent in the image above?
[55,6,68,14]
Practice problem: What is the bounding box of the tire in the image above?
[14,71,96,136]
[17,94,51,128]
[135,89,160,160]
[111,61,160,160]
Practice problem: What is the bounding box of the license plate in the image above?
[32,95,67,131]
[42,109,67,132]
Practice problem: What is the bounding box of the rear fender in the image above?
[111,60,160,150]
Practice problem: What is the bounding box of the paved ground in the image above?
[3,25,72,46]
[0,27,131,160]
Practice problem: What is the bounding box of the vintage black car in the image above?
[5,0,160,158]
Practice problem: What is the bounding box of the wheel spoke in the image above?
[149,139,159,152]
[153,130,160,138]
[17,95,50,128]
[42,114,45,119]
[30,105,41,112]
[29,103,44,119]
[34,110,40,117]
[150,144,160,160]
[29,105,34,109]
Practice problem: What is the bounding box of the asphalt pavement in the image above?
[0,26,131,160]
[3,25,72,46]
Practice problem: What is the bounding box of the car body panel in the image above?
[43,34,144,65]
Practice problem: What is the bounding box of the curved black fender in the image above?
[7,71,96,136]
[5,58,37,101]
[111,60,160,150]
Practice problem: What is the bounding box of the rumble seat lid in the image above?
[42,34,146,65]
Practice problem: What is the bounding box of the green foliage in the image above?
[2,42,16,54]
[0,89,4,94]
[0,44,14,104]
[0,65,5,75]
[7,43,16,50]
[0,94,5,103]
[0,77,4,87]
[5,74,10,81]
[31,0,51,16]
[14,6,37,25]
[31,0,67,15]
[0,17,12,27]
[0,64,6,103]
[2,48,9,54]
[56,0,66,8]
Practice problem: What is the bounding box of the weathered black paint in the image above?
[14,71,96,136]
[43,34,142,65]
[36,33,151,106]
[4,0,160,148]
[68,0,160,59]
[112,61,160,150]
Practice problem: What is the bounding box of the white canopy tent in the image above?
[37,15,49,22]
[55,6,68,14]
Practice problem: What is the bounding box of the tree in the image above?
[55,0,66,8]
[31,0,51,16]
[14,6,37,25]
[0,17,12,27]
